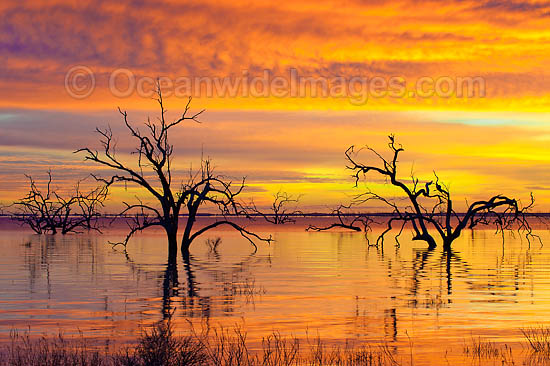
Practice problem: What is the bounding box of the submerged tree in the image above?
[76,84,270,261]
[345,135,538,250]
[306,204,373,233]
[250,190,303,224]
[10,171,107,234]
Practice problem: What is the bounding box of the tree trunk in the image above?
[442,238,453,251]
[181,238,191,261]
[413,233,437,250]
[166,225,178,263]
[427,237,437,250]
[181,213,196,257]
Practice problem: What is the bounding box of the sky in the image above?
[1,0,550,212]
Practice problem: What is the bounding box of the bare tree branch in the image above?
[346,135,540,250]
[307,204,373,232]
[76,80,270,259]
[9,171,107,234]
[249,190,303,224]
[306,203,376,245]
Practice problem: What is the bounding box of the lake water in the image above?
[1,217,549,365]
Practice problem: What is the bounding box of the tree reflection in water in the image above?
[156,245,268,320]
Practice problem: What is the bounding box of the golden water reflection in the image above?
[0,218,549,365]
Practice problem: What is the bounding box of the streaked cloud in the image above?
[1,0,550,210]
[1,107,549,210]
[1,0,550,110]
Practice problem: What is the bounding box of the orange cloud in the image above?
[1,0,550,210]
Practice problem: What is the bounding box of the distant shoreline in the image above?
[2,212,550,218]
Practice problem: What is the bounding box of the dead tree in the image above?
[306,204,375,244]
[307,204,373,232]
[250,190,303,224]
[77,183,109,230]
[10,171,107,234]
[76,83,271,261]
[345,135,538,250]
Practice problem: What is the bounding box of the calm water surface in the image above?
[1,217,550,365]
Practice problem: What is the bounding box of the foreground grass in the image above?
[3,323,550,366]
[0,322,399,366]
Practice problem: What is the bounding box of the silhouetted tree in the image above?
[10,171,107,234]
[76,83,270,261]
[250,190,303,224]
[307,204,373,233]
[345,135,538,250]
